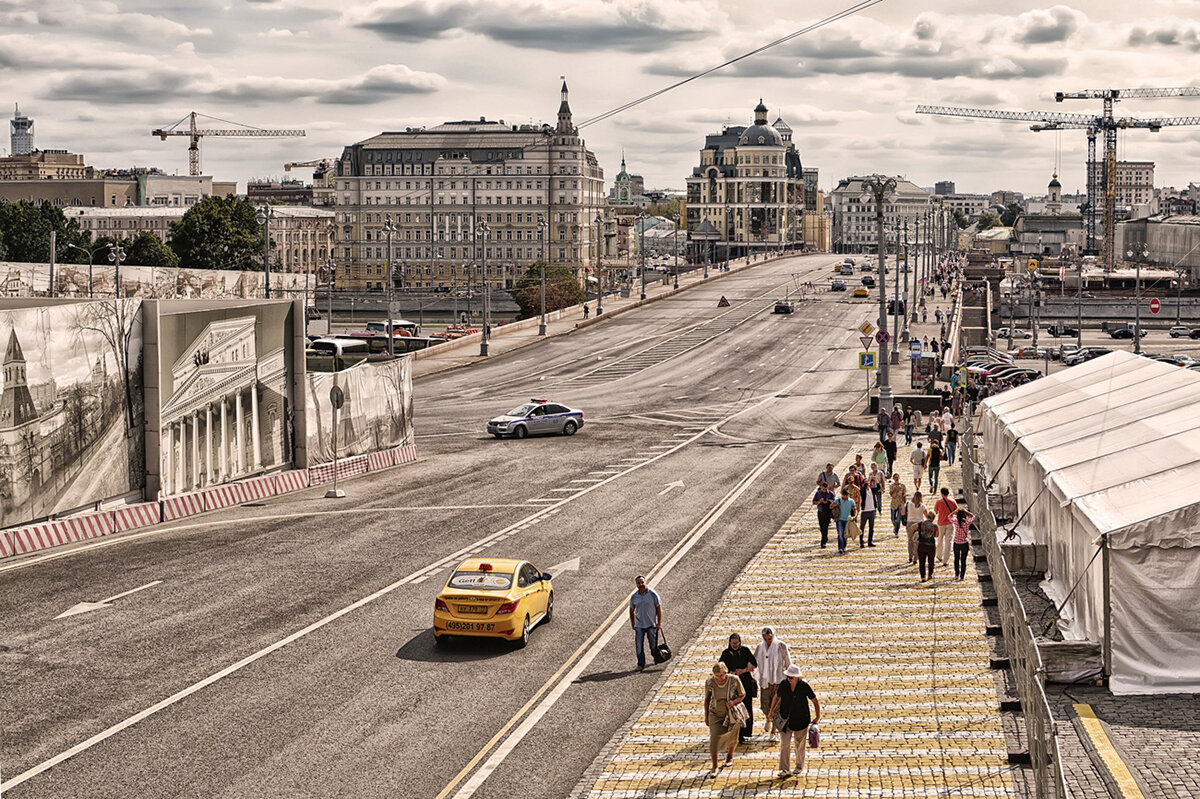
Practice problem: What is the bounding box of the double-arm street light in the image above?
[66,243,107,297]
[478,221,491,357]
[670,212,680,289]
[636,213,647,300]
[383,218,397,357]
[537,214,548,335]
[1127,243,1149,354]
[860,175,897,415]
[257,205,276,299]
[107,243,126,299]
[594,213,605,315]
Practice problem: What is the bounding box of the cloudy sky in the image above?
[4,0,1200,198]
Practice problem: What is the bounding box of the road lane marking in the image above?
[437,444,787,799]
[55,580,164,620]
[1073,704,1146,798]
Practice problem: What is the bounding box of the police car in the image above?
[487,399,585,439]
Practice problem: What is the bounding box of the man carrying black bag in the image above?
[629,575,662,672]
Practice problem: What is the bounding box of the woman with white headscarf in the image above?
[753,626,792,740]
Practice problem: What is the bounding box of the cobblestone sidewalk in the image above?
[573,440,1016,798]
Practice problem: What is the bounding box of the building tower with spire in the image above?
[11,104,33,156]
[1047,171,1062,215]
[557,80,576,136]
[0,328,39,430]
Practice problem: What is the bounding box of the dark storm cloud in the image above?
[346,1,480,42]
[1013,6,1083,44]
[48,71,194,103]
[1129,23,1200,51]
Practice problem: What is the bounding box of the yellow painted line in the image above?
[1074,703,1145,798]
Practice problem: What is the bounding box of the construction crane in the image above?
[917,89,1200,271]
[284,158,335,173]
[152,112,305,177]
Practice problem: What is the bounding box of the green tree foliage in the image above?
[169,196,263,271]
[0,200,90,263]
[999,203,1022,227]
[509,262,586,318]
[125,231,180,268]
[951,209,970,229]
[645,198,680,220]
[976,211,1002,231]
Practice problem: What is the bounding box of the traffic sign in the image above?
[329,385,345,410]
[388,301,402,318]
[859,336,874,350]
[859,321,875,337]
[909,340,922,358]
[1150,297,1161,315]
[1027,258,1039,271]
[717,295,730,307]
[875,330,891,346]
[858,352,876,370]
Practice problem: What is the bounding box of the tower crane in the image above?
[284,158,335,173]
[151,111,305,177]
[917,88,1200,272]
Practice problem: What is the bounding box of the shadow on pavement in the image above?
[573,668,642,684]
[394,630,515,663]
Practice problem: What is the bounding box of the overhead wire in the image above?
[577,0,884,129]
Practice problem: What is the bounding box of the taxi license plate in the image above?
[447,621,495,632]
[458,604,488,614]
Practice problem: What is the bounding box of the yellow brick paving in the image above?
[577,440,1015,798]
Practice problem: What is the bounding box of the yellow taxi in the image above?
[433,557,554,648]
[853,286,870,298]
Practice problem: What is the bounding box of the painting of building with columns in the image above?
[158,311,292,497]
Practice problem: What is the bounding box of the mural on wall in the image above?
[158,305,293,497]
[305,358,413,465]
[1,261,314,301]
[0,299,145,527]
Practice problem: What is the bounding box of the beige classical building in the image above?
[803,190,833,252]
[64,205,335,273]
[684,101,807,260]
[830,176,933,253]
[333,83,605,292]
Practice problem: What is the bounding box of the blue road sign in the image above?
[858,351,877,370]
[875,330,890,346]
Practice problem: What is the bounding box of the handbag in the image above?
[651,629,672,664]
[744,674,758,699]
[808,723,820,748]
[726,682,749,728]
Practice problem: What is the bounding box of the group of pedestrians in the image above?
[811,456,888,553]
[705,628,820,779]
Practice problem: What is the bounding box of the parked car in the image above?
[1191,328,1200,339]
[1063,347,1112,366]
[995,327,1032,340]
[1169,325,1191,338]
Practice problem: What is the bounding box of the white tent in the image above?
[977,351,1200,694]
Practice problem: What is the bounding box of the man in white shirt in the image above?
[910,443,927,492]
[754,626,792,740]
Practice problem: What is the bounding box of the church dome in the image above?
[1048,176,1061,188]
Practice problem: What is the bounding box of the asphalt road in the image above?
[0,253,883,799]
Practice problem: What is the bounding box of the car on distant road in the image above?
[433,558,553,648]
[1063,347,1112,366]
[861,275,876,288]
[853,286,870,298]
[1109,327,1146,340]
[831,278,848,291]
[774,299,796,314]
[487,399,584,439]
[1045,324,1079,337]
[1191,328,1200,339]
[840,265,856,276]
[995,327,1032,339]
[1169,325,1191,338]
[887,298,906,315]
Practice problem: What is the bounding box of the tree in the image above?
[646,198,680,219]
[976,212,1002,231]
[0,200,90,263]
[999,203,1023,227]
[125,231,180,268]
[509,263,586,318]
[168,196,263,272]
[951,209,970,229]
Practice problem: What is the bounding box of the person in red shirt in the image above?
[933,487,958,566]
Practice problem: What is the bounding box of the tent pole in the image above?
[1102,533,1112,679]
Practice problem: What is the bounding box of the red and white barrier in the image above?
[8,514,111,555]
[0,531,12,559]
[111,502,161,532]
[275,469,309,494]
[308,454,370,485]
[392,444,418,466]
[367,450,394,471]
[203,481,253,511]
[162,491,206,522]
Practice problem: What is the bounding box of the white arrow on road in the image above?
[658,480,685,496]
[546,557,580,576]
[55,580,163,620]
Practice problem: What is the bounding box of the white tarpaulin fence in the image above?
[305,358,413,465]
[976,351,1200,694]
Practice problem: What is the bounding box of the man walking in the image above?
[934,487,958,566]
[817,463,840,492]
[876,407,891,443]
[629,575,662,672]
[883,431,898,477]
[945,423,959,465]
[754,627,792,741]
[928,440,944,491]
[812,482,836,548]
[910,442,927,492]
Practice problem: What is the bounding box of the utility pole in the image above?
[537,214,548,335]
[478,221,491,356]
[861,175,897,415]
[594,213,605,315]
[257,205,275,299]
[384,218,396,357]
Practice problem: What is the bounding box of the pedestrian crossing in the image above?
[571,441,1015,798]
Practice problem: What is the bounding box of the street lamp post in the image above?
[257,205,275,299]
[478,221,491,357]
[107,243,126,300]
[1127,244,1149,354]
[383,218,396,357]
[891,225,902,362]
[637,214,647,300]
[324,257,334,335]
[671,212,680,290]
[861,175,897,415]
[537,214,548,335]
[594,213,604,315]
[66,243,105,298]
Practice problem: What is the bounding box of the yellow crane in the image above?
[917,87,1200,271]
[152,111,305,177]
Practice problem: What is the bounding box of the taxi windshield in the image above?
[448,571,514,590]
[505,404,539,417]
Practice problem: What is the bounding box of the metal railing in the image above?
[962,424,1072,799]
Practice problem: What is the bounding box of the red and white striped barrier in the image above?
[111,502,161,533]
[308,454,370,485]
[367,450,394,471]
[203,481,253,511]
[162,491,206,522]
[0,530,12,559]
[392,444,418,466]
[275,469,308,494]
[8,514,111,555]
